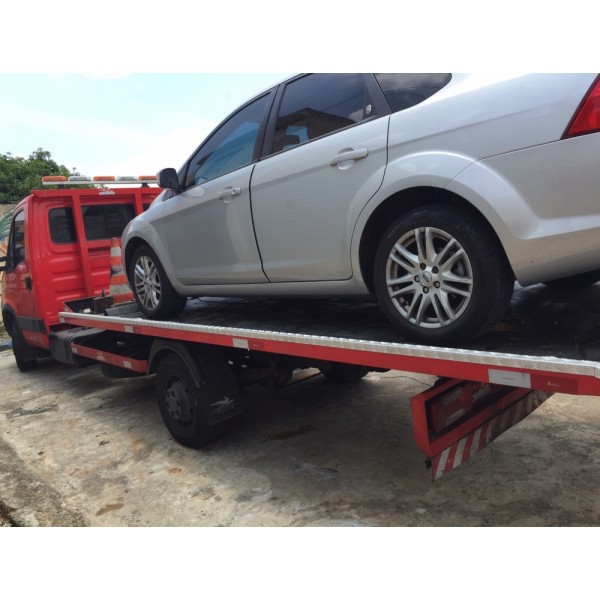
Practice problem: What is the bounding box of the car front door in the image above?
[250,73,389,282]
[161,93,272,285]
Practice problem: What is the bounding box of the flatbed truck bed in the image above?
[56,283,600,479]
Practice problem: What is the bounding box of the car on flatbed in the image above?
[122,73,600,346]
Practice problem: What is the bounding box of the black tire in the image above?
[320,363,370,383]
[543,270,600,289]
[373,205,514,345]
[155,354,221,448]
[7,320,37,372]
[129,244,187,320]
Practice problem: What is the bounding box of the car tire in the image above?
[129,244,187,320]
[543,270,600,289]
[373,205,514,345]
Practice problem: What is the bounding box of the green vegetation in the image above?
[0,148,75,204]
[0,209,13,240]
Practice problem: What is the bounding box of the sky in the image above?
[0,73,291,177]
[1,2,594,185]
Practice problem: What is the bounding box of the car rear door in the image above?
[250,73,389,282]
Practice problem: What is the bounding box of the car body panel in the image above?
[161,164,267,285]
[122,71,600,305]
[448,132,600,284]
[251,116,389,282]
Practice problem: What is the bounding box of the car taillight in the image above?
[564,75,600,138]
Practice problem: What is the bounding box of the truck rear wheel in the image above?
[155,353,222,448]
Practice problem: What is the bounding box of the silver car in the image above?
[122,73,600,345]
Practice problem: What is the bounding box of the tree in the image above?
[0,148,75,204]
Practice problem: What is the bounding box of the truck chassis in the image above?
[52,289,600,480]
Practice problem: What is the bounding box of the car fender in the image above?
[122,204,177,286]
[350,151,478,276]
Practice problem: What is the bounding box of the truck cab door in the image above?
[2,209,44,345]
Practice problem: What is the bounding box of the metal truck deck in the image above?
[59,283,600,397]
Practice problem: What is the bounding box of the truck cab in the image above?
[0,178,161,370]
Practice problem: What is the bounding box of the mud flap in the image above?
[410,379,551,480]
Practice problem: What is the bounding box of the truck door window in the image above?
[9,210,26,267]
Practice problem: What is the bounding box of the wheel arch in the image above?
[2,305,16,338]
[358,186,514,294]
[123,236,149,284]
[147,340,203,386]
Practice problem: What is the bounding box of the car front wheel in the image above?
[129,244,187,320]
[373,205,513,345]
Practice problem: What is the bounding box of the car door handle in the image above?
[219,187,241,200]
[329,148,369,167]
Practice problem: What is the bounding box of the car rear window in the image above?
[374,73,451,112]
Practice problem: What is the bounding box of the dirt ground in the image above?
[1,342,600,527]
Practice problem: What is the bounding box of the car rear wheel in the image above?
[373,205,514,345]
[129,244,187,320]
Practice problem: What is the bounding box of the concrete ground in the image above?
[1,344,600,527]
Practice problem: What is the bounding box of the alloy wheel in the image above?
[385,226,474,329]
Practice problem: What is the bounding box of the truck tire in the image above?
[155,353,222,448]
[7,320,37,372]
[129,244,187,320]
[373,205,514,345]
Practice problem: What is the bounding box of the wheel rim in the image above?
[385,226,474,329]
[165,377,194,426]
[133,255,161,311]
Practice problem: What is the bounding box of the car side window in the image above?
[374,74,452,112]
[271,74,376,154]
[185,94,271,188]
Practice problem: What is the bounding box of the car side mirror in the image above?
[157,168,181,193]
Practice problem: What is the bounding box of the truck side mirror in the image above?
[0,256,6,272]
[157,168,181,193]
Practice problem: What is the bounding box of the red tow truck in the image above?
[2,177,600,479]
